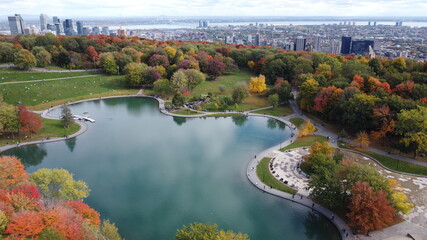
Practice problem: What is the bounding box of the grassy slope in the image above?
[289,118,305,128]
[280,135,328,151]
[339,142,427,176]
[1,75,137,110]
[0,118,80,147]
[252,105,294,117]
[257,157,298,195]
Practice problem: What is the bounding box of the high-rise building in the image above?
[284,42,294,51]
[255,33,260,46]
[313,36,321,52]
[247,35,252,44]
[102,27,110,35]
[53,16,59,23]
[340,36,352,54]
[294,36,306,51]
[54,23,63,35]
[76,21,84,35]
[202,20,209,27]
[83,27,90,35]
[40,13,50,31]
[396,21,403,27]
[8,14,25,35]
[373,21,377,27]
[330,40,341,54]
[351,40,374,55]
[198,20,203,28]
[63,19,75,35]
[92,27,100,35]
[368,21,371,26]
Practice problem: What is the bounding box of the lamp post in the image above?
[117,65,119,76]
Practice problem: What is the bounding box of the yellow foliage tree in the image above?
[297,120,317,137]
[309,141,334,156]
[388,179,414,215]
[164,46,177,60]
[247,61,255,69]
[249,74,267,93]
[354,131,370,148]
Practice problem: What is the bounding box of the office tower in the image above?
[294,36,306,51]
[313,36,321,52]
[8,14,25,35]
[368,21,371,26]
[198,20,203,28]
[40,13,49,31]
[255,33,260,46]
[53,16,59,23]
[46,24,56,32]
[340,36,352,54]
[202,20,209,27]
[395,21,403,27]
[92,27,100,35]
[373,21,377,27]
[54,23,63,35]
[76,21,84,35]
[83,27,90,35]
[284,42,294,51]
[351,40,374,55]
[330,40,341,54]
[102,26,110,35]
[247,35,252,44]
[63,19,75,35]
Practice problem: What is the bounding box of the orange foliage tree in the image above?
[347,182,395,234]
[5,210,45,238]
[65,201,100,226]
[0,156,29,190]
[18,105,42,137]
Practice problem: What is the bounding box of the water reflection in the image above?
[173,116,187,126]
[231,116,248,127]
[65,138,77,152]
[267,118,277,129]
[304,212,340,240]
[3,144,47,167]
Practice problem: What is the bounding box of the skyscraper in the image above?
[340,36,352,54]
[92,27,100,35]
[255,33,260,46]
[102,27,110,35]
[351,40,374,55]
[330,40,341,54]
[8,14,25,35]
[313,36,321,52]
[63,19,75,35]
[294,36,306,51]
[76,21,84,35]
[40,13,49,31]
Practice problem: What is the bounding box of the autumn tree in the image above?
[347,182,395,234]
[299,78,319,111]
[148,54,170,68]
[0,156,28,190]
[309,141,334,157]
[171,70,189,93]
[354,131,370,148]
[5,210,45,238]
[206,58,226,80]
[18,105,42,137]
[99,53,118,75]
[14,49,36,70]
[172,93,186,107]
[388,179,414,215]
[232,85,248,104]
[124,63,147,88]
[297,120,317,137]
[153,79,173,96]
[100,219,122,240]
[268,94,279,108]
[176,222,249,240]
[0,101,19,137]
[249,74,267,93]
[65,201,100,226]
[31,168,90,203]
[395,106,427,157]
[0,42,14,63]
[33,47,52,67]
[182,69,205,91]
[61,104,73,129]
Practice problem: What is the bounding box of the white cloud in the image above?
[1,0,426,17]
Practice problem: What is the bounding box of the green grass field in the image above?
[0,118,80,147]
[1,75,137,110]
[290,118,305,128]
[252,105,294,117]
[339,141,427,176]
[0,68,100,83]
[191,69,254,97]
[171,108,201,115]
[257,157,298,195]
[280,135,328,151]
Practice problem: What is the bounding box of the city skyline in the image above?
[0,0,427,18]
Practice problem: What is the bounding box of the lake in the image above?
[2,97,340,240]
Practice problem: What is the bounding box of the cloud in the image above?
[1,0,426,17]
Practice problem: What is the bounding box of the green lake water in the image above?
[2,97,340,240]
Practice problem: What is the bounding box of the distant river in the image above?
[2,97,340,240]
[109,21,427,30]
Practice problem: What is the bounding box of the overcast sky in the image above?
[1,0,427,18]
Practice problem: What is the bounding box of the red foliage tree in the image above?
[393,80,415,97]
[18,105,42,137]
[53,206,94,240]
[86,46,99,61]
[148,54,170,67]
[5,210,45,237]
[372,82,392,94]
[347,182,395,234]
[11,184,41,200]
[350,75,364,89]
[206,58,226,80]
[64,201,100,226]
[0,156,29,190]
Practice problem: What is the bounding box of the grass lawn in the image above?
[252,104,294,117]
[0,118,80,147]
[257,157,298,195]
[171,108,201,115]
[280,135,328,151]
[290,117,305,128]
[1,75,137,110]
[339,141,427,176]
[191,69,254,97]
[0,68,100,83]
